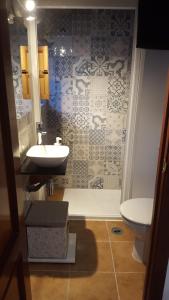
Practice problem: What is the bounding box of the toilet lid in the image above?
[120,198,154,225]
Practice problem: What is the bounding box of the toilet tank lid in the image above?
[120,198,154,225]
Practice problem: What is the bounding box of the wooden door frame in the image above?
[1,1,169,299]
[0,0,19,271]
[0,2,32,300]
[144,73,169,299]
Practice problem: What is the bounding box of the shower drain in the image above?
[111,227,123,235]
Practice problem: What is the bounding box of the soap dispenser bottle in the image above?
[54,137,62,146]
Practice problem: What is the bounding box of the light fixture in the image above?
[26,15,35,21]
[8,13,15,24]
[60,46,66,57]
[25,0,35,12]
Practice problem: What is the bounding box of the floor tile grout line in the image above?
[110,241,134,243]
[77,240,111,243]
[66,279,70,300]
[115,271,146,274]
[69,271,115,274]
[30,270,116,274]
[66,268,71,300]
[69,219,123,222]
[81,240,135,243]
[30,269,145,274]
[105,221,121,300]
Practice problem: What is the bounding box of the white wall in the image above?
[131,50,169,198]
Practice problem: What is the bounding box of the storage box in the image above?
[25,200,68,259]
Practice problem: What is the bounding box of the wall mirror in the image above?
[9,19,33,119]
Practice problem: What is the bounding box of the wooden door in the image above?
[0,1,32,300]
[144,72,169,299]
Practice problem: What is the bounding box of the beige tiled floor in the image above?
[30,274,69,300]
[69,272,118,300]
[30,220,146,300]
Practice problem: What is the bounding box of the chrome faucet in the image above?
[36,122,47,145]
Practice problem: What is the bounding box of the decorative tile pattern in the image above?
[103,175,120,189]
[72,10,92,35]
[90,76,108,95]
[91,10,111,36]
[74,57,92,76]
[89,56,128,77]
[73,36,91,56]
[91,37,111,57]
[73,160,88,176]
[55,56,74,78]
[38,9,73,37]
[89,145,105,161]
[104,161,121,175]
[88,161,105,176]
[72,176,88,188]
[89,129,105,145]
[89,177,104,189]
[110,10,135,38]
[61,94,74,113]
[73,132,89,145]
[107,74,130,113]
[53,176,72,188]
[73,76,90,96]
[38,9,134,189]
[73,145,89,160]
[105,143,122,163]
[110,37,132,57]
[90,114,107,130]
[89,94,107,114]
[60,76,73,95]
[71,113,89,130]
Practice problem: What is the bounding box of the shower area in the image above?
[38,9,135,218]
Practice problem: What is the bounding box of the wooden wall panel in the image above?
[38,46,49,100]
[20,46,31,99]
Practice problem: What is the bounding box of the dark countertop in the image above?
[19,157,68,176]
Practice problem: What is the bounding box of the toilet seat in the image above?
[120,198,154,226]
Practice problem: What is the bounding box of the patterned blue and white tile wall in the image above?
[38,9,135,189]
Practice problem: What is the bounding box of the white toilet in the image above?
[120,198,154,264]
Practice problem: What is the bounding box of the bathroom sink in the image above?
[26,145,69,167]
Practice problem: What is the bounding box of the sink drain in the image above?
[111,227,123,235]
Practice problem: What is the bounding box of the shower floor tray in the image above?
[63,189,121,219]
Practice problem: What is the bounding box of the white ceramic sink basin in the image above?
[26,145,69,167]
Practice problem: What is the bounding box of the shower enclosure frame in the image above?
[121,35,146,203]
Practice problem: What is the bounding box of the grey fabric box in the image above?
[25,201,69,259]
